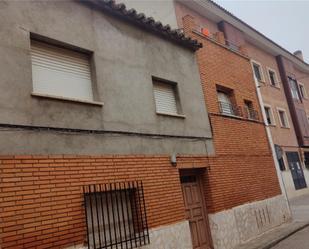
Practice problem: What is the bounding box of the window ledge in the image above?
[220,113,242,119]
[156,112,186,119]
[270,84,280,89]
[258,80,266,84]
[280,126,290,129]
[31,92,104,106]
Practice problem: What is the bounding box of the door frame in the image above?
[180,169,214,249]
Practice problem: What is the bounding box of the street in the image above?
[272,226,309,249]
[271,193,309,249]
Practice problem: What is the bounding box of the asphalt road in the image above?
[271,226,309,249]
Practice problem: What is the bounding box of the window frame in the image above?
[298,82,308,100]
[30,35,103,106]
[152,77,185,118]
[266,67,280,88]
[288,77,300,101]
[244,99,258,120]
[83,181,150,249]
[264,104,276,126]
[216,85,238,117]
[251,60,265,83]
[276,107,290,128]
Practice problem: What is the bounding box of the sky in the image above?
[214,0,309,62]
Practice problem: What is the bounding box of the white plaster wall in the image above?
[66,220,192,249]
[208,195,291,249]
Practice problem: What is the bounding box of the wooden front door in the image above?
[181,174,213,249]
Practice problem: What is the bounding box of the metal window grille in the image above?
[218,101,242,117]
[83,181,150,249]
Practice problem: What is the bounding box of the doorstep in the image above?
[235,221,309,249]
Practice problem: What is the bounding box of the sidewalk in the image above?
[235,193,309,249]
[235,221,309,249]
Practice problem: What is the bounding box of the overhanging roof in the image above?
[81,0,202,51]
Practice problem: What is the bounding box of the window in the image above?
[299,83,307,99]
[153,79,181,116]
[252,61,264,82]
[278,157,286,171]
[277,109,289,128]
[244,100,257,120]
[267,68,278,87]
[264,105,275,125]
[288,78,300,101]
[217,90,235,115]
[31,40,93,101]
[83,181,149,249]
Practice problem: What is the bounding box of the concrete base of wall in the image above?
[141,221,192,249]
[65,220,192,249]
[208,195,291,249]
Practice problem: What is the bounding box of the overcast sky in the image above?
[214,0,309,62]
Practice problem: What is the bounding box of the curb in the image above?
[262,222,309,249]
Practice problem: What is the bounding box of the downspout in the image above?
[252,61,292,217]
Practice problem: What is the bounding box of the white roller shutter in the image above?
[153,81,178,115]
[31,40,93,101]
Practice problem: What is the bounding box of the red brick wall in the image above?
[0,155,187,249]
[203,118,282,213]
[181,15,281,213]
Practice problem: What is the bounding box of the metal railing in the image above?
[218,101,242,117]
[218,101,259,121]
[83,181,150,249]
[244,107,259,121]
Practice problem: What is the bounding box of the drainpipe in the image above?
[252,62,292,217]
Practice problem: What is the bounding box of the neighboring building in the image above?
[0,1,215,249]
[275,53,309,197]
[182,0,309,199]
[116,1,291,249]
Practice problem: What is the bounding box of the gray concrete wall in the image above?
[0,0,213,155]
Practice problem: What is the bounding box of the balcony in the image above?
[218,101,242,117]
[244,106,259,121]
[218,101,259,121]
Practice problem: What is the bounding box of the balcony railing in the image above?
[218,101,259,121]
[244,107,259,121]
[218,101,242,117]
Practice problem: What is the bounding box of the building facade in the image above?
[1,1,302,249]
[0,1,215,249]
[186,0,309,199]
[115,1,291,249]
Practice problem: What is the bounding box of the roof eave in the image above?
[79,0,203,52]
